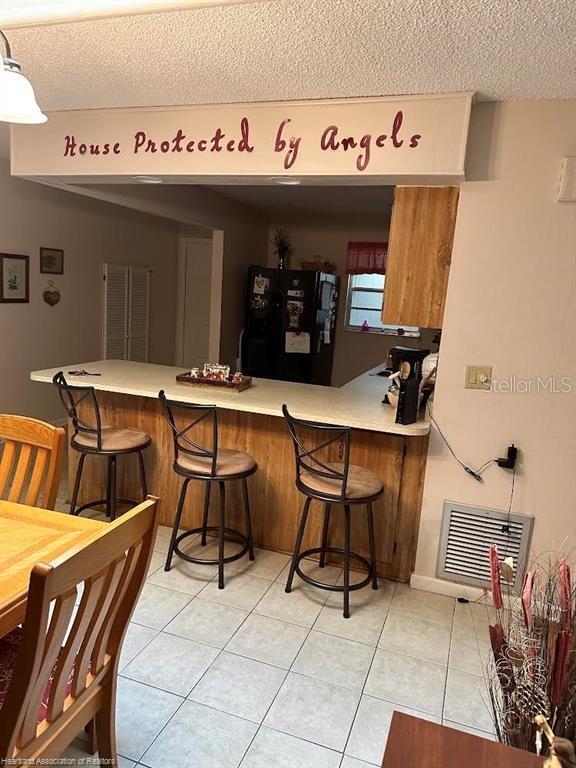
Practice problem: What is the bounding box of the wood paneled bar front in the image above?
[31,360,430,582]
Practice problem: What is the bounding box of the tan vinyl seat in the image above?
[72,426,151,453]
[176,448,256,478]
[300,462,383,500]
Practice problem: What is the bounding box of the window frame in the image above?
[344,273,420,337]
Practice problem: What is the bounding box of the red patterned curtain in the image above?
[346,242,387,275]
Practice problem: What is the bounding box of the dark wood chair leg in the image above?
[242,476,255,561]
[165,478,189,571]
[201,481,211,546]
[94,679,118,766]
[343,504,351,618]
[85,717,98,754]
[105,454,113,518]
[285,496,312,593]
[367,501,378,590]
[319,503,331,567]
[69,452,86,515]
[218,480,226,589]
[109,454,117,521]
[137,450,147,500]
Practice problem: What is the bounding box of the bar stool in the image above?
[282,404,383,618]
[159,390,257,590]
[53,372,151,519]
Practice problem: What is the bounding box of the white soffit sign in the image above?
[11,93,473,181]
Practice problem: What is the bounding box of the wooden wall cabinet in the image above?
[382,186,460,329]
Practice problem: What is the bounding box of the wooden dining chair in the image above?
[0,497,158,765]
[0,414,65,509]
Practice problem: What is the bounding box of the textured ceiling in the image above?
[5,0,575,108]
[1,0,574,157]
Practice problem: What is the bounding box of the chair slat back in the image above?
[158,390,218,476]
[282,404,351,502]
[0,414,65,509]
[52,372,103,451]
[0,498,158,760]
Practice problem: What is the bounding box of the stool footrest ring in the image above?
[174,527,249,566]
[295,547,374,592]
[71,498,143,517]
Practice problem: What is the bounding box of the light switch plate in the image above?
[465,365,492,390]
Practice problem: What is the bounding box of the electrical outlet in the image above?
[465,365,492,390]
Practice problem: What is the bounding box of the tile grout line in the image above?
[119,626,161,674]
[142,558,297,767]
[118,584,437,764]
[440,597,456,724]
[120,553,245,763]
[236,573,337,766]
[120,550,463,766]
[117,690,188,765]
[254,574,394,759]
[339,584,396,762]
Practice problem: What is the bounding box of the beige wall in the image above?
[0,163,179,422]
[267,210,436,385]
[70,184,270,368]
[415,100,576,582]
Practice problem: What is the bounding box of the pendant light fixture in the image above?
[0,30,47,124]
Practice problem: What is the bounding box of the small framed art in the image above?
[1,253,29,303]
[40,247,64,275]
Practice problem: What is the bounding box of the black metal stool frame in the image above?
[282,404,382,618]
[53,372,150,520]
[159,390,256,590]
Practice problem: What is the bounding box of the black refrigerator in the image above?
[241,266,339,385]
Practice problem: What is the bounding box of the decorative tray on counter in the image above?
[176,371,253,392]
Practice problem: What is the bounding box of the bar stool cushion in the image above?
[300,463,382,500]
[176,448,256,478]
[72,426,150,453]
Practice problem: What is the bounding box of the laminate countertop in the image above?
[30,360,430,436]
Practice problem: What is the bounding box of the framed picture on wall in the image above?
[0,253,29,303]
[40,247,64,274]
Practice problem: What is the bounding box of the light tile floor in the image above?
[54,483,497,768]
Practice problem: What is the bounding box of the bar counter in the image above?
[31,360,431,581]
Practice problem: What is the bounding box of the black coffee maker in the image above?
[388,346,429,425]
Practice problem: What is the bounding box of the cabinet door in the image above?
[382,186,459,328]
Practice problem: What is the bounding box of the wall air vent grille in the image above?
[436,501,534,592]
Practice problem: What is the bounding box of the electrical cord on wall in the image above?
[428,404,519,557]
[500,464,517,557]
[427,407,498,482]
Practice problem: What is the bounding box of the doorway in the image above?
[176,234,223,368]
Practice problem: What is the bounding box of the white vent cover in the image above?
[437,501,534,592]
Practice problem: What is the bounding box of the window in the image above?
[344,273,419,336]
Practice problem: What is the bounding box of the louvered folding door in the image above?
[103,264,128,359]
[103,264,150,362]
[127,267,150,362]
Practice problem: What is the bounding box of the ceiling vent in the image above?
[437,501,534,592]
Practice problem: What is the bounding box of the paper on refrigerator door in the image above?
[253,275,270,295]
[323,317,331,344]
[285,332,311,354]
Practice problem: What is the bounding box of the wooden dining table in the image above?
[382,712,545,767]
[0,500,106,636]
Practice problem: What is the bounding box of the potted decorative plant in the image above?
[273,226,292,270]
[483,545,575,760]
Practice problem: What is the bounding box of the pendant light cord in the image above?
[0,30,12,59]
